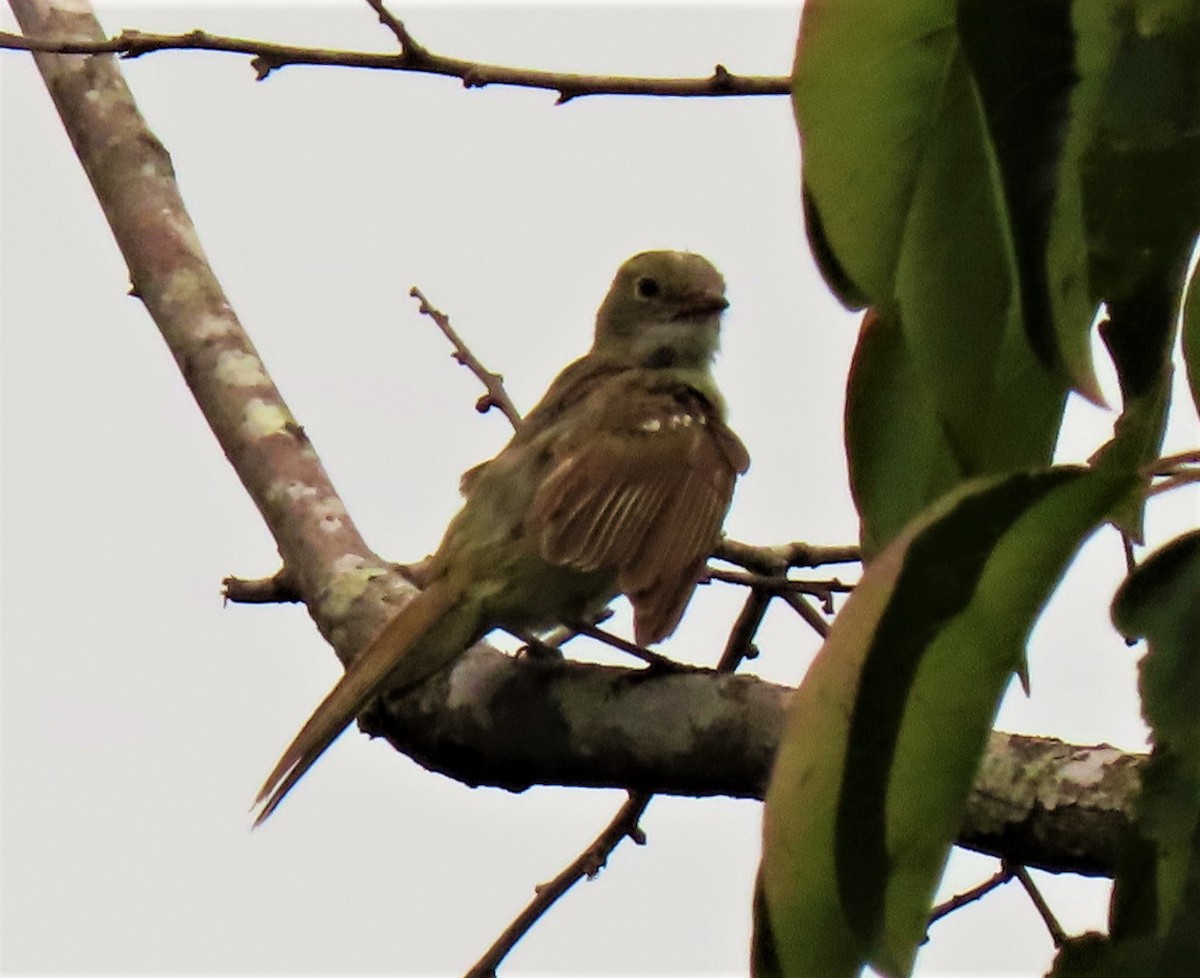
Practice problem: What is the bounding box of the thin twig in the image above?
[0,28,790,99]
[409,286,523,429]
[466,790,653,977]
[716,589,772,671]
[222,569,303,605]
[575,623,695,673]
[1147,448,1200,474]
[515,609,616,658]
[470,573,767,972]
[1147,469,1200,497]
[1012,864,1067,947]
[361,0,429,59]
[705,566,853,610]
[1120,530,1136,577]
[926,864,1014,929]
[715,538,862,574]
[779,590,831,638]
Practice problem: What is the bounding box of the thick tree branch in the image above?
[362,648,1143,878]
[8,0,414,664]
[0,25,790,101]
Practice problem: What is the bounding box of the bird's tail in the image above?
[253,576,467,826]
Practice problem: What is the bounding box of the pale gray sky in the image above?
[2,3,1196,975]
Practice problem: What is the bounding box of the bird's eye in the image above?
[635,277,660,299]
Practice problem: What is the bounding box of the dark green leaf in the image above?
[844,312,961,558]
[1110,532,1200,950]
[957,0,1077,371]
[796,0,1071,551]
[759,467,1136,978]
[1048,933,1160,977]
[1091,278,1180,538]
[1050,0,1200,408]
[846,308,1066,555]
[1080,2,1200,310]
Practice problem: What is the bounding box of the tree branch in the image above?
[1012,863,1068,947]
[8,0,415,666]
[409,285,523,428]
[467,790,653,977]
[361,647,1143,878]
[0,25,790,101]
[715,537,862,572]
[928,864,1014,927]
[361,0,427,57]
[223,569,302,604]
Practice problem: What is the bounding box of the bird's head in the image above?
[594,251,728,369]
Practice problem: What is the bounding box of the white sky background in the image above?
[1,2,1197,975]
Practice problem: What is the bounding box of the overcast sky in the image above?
[2,3,1197,976]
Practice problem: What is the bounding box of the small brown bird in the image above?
[254,251,749,824]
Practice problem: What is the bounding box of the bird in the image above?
[253,250,749,824]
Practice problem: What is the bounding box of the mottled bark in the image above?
[9,0,412,662]
[365,647,1140,876]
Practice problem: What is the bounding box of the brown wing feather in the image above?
[529,379,748,646]
[621,433,739,644]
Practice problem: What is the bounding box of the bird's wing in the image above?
[528,381,748,646]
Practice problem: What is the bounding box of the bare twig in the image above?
[1012,864,1067,947]
[575,622,695,673]
[715,538,862,574]
[409,286,523,429]
[927,864,1014,929]
[469,567,770,973]
[717,589,772,672]
[0,28,790,100]
[1146,469,1200,497]
[512,609,617,659]
[361,0,428,59]
[1148,448,1200,473]
[223,570,303,605]
[466,790,653,976]
[1141,449,1200,499]
[778,590,831,638]
[705,566,853,610]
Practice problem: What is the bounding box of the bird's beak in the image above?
[676,290,729,318]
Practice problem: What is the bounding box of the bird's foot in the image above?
[516,635,565,662]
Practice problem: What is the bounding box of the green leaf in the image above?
[956,0,1079,374]
[1049,0,1200,409]
[793,0,961,307]
[845,307,1066,556]
[1111,532,1200,952]
[1091,278,1180,539]
[802,184,867,311]
[796,0,1071,551]
[757,467,1136,978]
[1077,1,1200,310]
[1048,933,1161,977]
[1049,821,1200,975]
[844,312,961,558]
[1045,0,1120,404]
